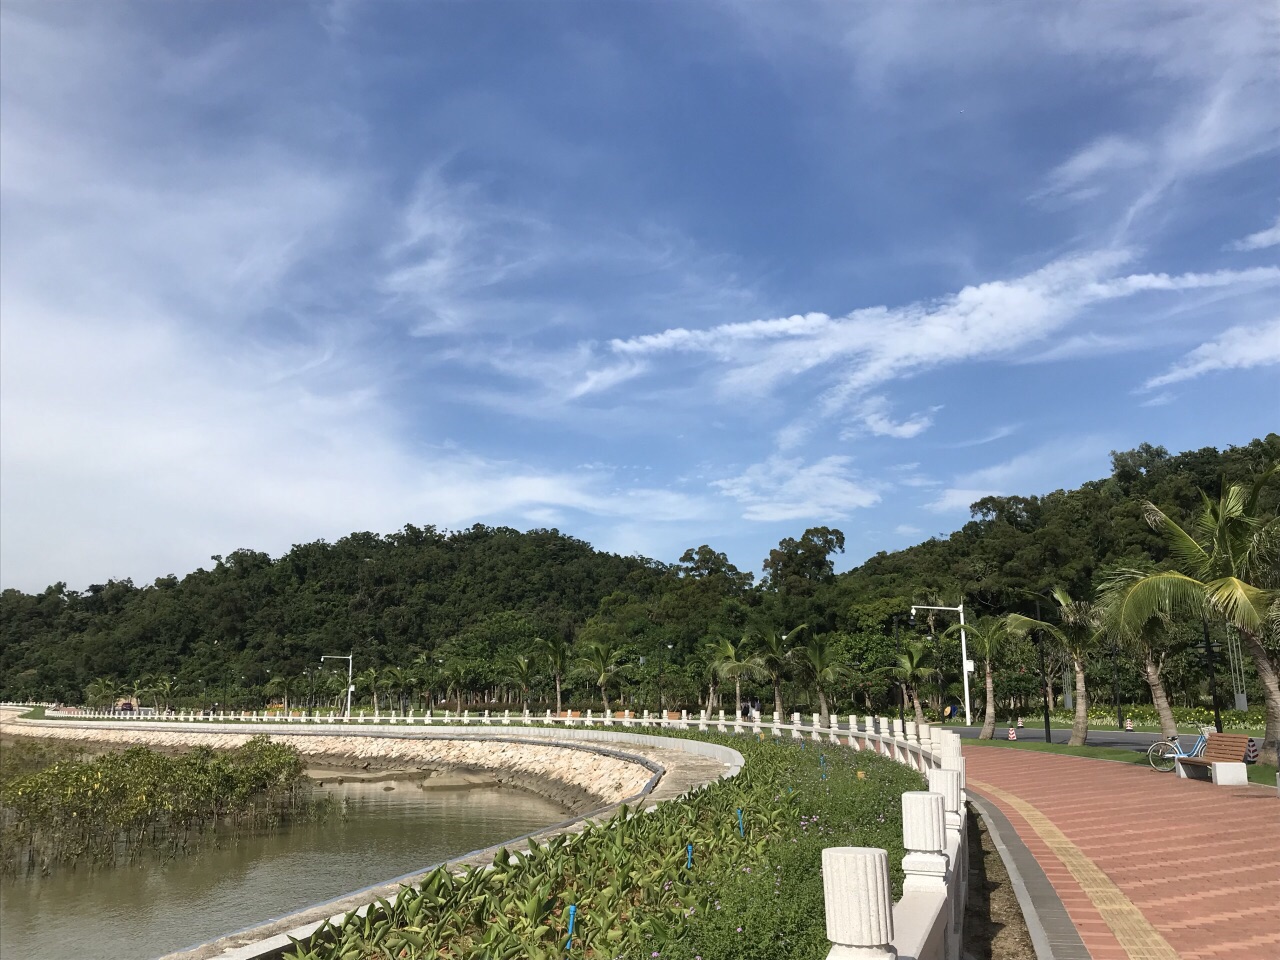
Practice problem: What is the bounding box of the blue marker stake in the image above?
[565,904,576,952]
[687,843,693,869]
[737,808,744,837]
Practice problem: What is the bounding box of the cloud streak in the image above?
[1229,214,1280,252]
[1143,319,1280,389]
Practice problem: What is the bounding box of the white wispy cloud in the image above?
[1229,214,1280,252]
[586,252,1280,415]
[854,396,938,439]
[712,456,879,522]
[1143,319,1280,389]
[1033,135,1148,202]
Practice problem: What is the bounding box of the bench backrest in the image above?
[1203,732,1251,762]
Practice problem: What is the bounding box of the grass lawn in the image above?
[965,736,1278,786]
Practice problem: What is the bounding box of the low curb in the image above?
[968,794,1088,960]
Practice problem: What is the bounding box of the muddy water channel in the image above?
[0,778,569,960]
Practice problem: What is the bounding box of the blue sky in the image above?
[2,1,1278,592]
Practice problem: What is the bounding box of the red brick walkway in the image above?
[964,747,1280,960]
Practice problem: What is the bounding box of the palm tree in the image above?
[440,660,470,713]
[411,653,440,710]
[1007,586,1104,746]
[891,642,937,725]
[749,624,807,719]
[85,676,118,709]
[380,666,407,713]
[697,641,721,715]
[507,653,536,711]
[355,666,381,713]
[1102,468,1279,752]
[265,674,295,712]
[152,677,176,712]
[944,618,1005,739]
[711,636,765,720]
[791,633,849,726]
[576,639,624,713]
[129,677,153,711]
[536,635,571,716]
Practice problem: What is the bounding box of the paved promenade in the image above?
[964,746,1279,960]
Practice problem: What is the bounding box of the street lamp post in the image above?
[910,602,973,726]
[1201,619,1223,734]
[321,653,355,718]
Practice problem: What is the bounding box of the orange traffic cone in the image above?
[1017,717,1024,728]
[1124,718,1133,731]
[1007,726,1017,741]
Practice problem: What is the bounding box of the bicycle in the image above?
[1147,725,1215,772]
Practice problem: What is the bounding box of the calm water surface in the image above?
[0,781,569,960]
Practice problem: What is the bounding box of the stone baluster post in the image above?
[904,720,918,744]
[845,715,861,751]
[812,712,822,741]
[821,847,897,959]
[940,754,967,805]
[901,791,949,892]
[892,717,905,740]
[791,711,802,739]
[927,766,966,959]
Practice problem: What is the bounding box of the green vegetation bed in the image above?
[0,735,323,874]
[288,732,924,960]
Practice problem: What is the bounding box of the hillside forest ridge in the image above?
[2,435,1277,752]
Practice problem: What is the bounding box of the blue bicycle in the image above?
[1147,725,1214,772]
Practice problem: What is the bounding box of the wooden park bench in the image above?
[1176,731,1252,786]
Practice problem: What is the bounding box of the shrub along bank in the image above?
[1044,705,1264,731]
[1,735,322,874]
[288,732,924,960]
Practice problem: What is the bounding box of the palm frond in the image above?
[1203,577,1274,637]
[1143,501,1211,578]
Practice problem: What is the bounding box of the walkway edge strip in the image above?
[969,778,1180,960]
[968,794,1081,960]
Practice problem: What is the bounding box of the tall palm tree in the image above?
[85,676,118,709]
[576,639,624,713]
[1092,567,1182,739]
[749,624,807,719]
[711,636,765,719]
[1007,586,1104,746]
[1102,468,1279,752]
[411,653,439,710]
[506,653,536,711]
[129,677,153,711]
[380,666,407,713]
[536,635,571,716]
[440,660,471,713]
[791,633,849,725]
[265,674,295,712]
[891,642,937,725]
[697,641,721,714]
[355,666,381,713]
[944,618,1005,739]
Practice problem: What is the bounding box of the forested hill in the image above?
[0,525,670,701]
[830,435,1280,618]
[1,434,1276,704]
